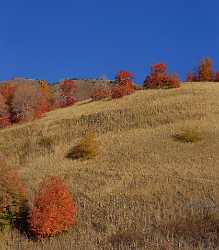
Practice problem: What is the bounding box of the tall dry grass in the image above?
[0,83,218,249]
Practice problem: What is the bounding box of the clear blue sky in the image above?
[1,0,219,83]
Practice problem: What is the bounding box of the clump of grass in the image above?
[156,210,219,248]
[109,231,145,248]
[66,132,98,160]
[173,129,202,143]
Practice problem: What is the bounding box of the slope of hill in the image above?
[0,83,219,249]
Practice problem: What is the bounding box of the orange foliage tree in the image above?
[143,63,180,88]
[28,176,76,238]
[198,58,214,81]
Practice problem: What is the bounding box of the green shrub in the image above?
[66,132,98,160]
[173,129,202,143]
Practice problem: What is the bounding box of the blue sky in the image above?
[0,0,219,83]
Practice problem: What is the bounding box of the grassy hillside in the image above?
[0,83,219,249]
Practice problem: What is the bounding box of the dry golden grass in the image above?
[0,83,219,249]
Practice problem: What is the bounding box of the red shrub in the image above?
[28,176,76,238]
[90,86,111,101]
[198,58,214,81]
[143,63,180,89]
[214,72,219,82]
[59,80,77,107]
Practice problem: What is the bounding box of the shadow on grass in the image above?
[109,230,145,249]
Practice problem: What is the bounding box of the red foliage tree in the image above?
[143,63,180,88]
[111,71,135,99]
[59,80,77,107]
[28,176,76,238]
[198,58,214,81]
[116,71,135,94]
[0,93,11,128]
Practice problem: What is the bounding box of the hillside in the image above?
[0,83,219,249]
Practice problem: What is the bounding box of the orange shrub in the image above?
[28,176,76,238]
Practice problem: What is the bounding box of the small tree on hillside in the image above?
[11,83,40,122]
[198,58,214,82]
[143,63,180,88]
[59,80,77,107]
[28,176,76,238]
[39,80,55,110]
[115,71,134,90]
[186,72,194,82]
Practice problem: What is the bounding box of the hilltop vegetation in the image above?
[0,81,218,249]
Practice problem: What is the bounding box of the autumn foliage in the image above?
[28,176,76,238]
[186,72,194,82]
[0,161,27,232]
[90,86,112,101]
[111,71,135,99]
[214,72,219,82]
[0,93,11,128]
[59,80,77,107]
[144,63,180,89]
[11,83,41,123]
[198,58,214,82]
